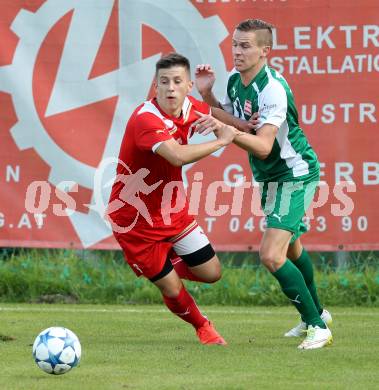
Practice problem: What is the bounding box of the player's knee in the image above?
[259,247,280,269]
[160,284,182,298]
[202,258,222,283]
[155,276,183,298]
[204,264,222,283]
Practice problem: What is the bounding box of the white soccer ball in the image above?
[32,327,81,375]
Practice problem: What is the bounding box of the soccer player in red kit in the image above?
[108,53,237,345]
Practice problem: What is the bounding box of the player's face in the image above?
[155,66,193,117]
[232,29,270,75]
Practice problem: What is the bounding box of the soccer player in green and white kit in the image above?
[194,19,332,349]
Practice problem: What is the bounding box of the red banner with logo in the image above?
[0,0,378,250]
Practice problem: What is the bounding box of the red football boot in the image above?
[196,321,227,345]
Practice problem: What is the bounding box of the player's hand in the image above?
[215,124,237,146]
[239,112,260,133]
[193,111,236,145]
[192,110,224,135]
[248,112,260,132]
[195,64,216,96]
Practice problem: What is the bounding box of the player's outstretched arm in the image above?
[232,124,277,160]
[195,64,221,108]
[191,111,268,157]
[155,126,235,167]
[195,64,260,133]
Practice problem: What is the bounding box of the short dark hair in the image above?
[155,53,190,75]
[236,19,273,47]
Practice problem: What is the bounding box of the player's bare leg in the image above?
[287,238,303,260]
[188,255,221,283]
[153,268,184,298]
[170,253,221,283]
[259,228,291,273]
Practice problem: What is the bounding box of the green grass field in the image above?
[1,304,378,390]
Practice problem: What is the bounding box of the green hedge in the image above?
[0,249,378,306]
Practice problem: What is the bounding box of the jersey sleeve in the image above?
[257,81,287,130]
[135,113,172,152]
[221,68,238,114]
[222,92,233,114]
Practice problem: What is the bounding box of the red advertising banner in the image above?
[0,0,378,251]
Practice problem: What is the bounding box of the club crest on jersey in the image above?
[243,99,252,116]
[163,119,177,135]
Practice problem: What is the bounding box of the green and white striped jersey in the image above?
[223,64,319,182]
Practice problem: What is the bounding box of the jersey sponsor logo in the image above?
[259,103,277,114]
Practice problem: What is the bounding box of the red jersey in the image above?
[108,96,210,231]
